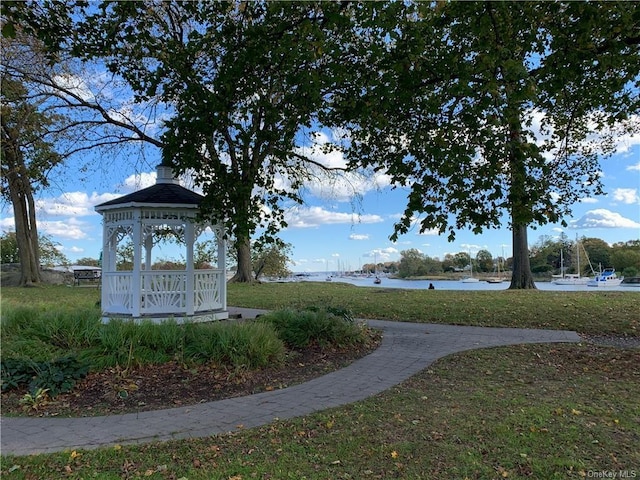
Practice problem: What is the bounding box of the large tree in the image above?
[4,1,356,282]
[0,76,60,285]
[1,28,165,285]
[332,1,640,288]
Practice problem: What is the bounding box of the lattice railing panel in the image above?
[194,270,223,311]
[103,273,133,313]
[141,272,186,314]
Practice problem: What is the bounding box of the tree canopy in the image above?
[4,1,638,288]
[330,1,640,288]
[3,0,359,282]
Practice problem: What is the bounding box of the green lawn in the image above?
[227,281,639,335]
[1,283,638,479]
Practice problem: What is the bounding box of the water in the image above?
[291,274,638,292]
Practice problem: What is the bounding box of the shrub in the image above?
[1,358,37,392]
[259,307,367,349]
[1,355,89,397]
[95,319,145,368]
[28,355,90,397]
[185,322,285,368]
[26,308,101,350]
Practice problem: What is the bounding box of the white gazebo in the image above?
[94,165,228,324]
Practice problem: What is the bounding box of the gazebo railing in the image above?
[102,272,133,314]
[102,269,225,317]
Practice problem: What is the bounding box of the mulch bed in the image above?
[1,335,382,418]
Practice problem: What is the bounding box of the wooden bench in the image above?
[73,269,101,286]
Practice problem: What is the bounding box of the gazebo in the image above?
[94,165,228,324]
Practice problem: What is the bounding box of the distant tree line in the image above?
[363,237,640,279]
[0,231,291,281]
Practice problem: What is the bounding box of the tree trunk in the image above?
[509,223,537,289]
[504,96,536,290]
[228,236,254,283]
[2,128,41,287]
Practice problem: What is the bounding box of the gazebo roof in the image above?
[95,166,204,211]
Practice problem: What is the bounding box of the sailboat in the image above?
[486,251,506,283]
[552,238,591,285]
[373,253,382,284]
[461,251,480,283]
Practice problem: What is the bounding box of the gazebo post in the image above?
[185,221,195,316]
[131,210,142,318]
[218,229,227,311]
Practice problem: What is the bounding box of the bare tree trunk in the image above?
[2,127,41,286]
[228,236,254,283]
[509,223,536,289]
[504,98,537,290]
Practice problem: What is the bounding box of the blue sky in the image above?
[1,125,638,273]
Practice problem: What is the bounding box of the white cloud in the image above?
[36,192,118,217]
[122,171,157,191]
[349,233,369,240]
[570,209,640,229]
[52,73,96,102]
[40,219,93,240]
[285,206,383,228]
[460,243,483,253]
[0,216,15,230]
[364,247,399,260]
[612,188,640,205]
[578,197,599,204]
[292,130,392,202]
[528,110,640,160]
[627,161,640,172]
[417,228,441,236]
[306,171,392,202]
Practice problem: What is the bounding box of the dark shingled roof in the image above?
[95,183,204,209]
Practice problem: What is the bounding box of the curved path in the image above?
[1,316,580,456]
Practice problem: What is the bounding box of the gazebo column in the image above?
[185,221,195,316]
[144,233,153,271]
[143,230,153,296]
[217,228,227,311]
[100,224,110,313]
[107,233,117,271]
[131,211,142,317]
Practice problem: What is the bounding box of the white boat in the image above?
[552,240,592,285]
[587,267,623,287]
[461,276,480,283]
[553,273,590,286]
[486,250,507,283]
[461,250,480,283]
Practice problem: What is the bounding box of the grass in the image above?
[226,281,639,336]
[2,344,638,479]
[1,304,288,372]
[1,283,639,478]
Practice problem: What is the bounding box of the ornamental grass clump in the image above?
[259,307,368,350]
[213,322,285,368]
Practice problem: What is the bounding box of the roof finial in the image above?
[156,164,180,185]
